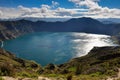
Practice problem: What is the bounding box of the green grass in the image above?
[17,72,38,78]
[68,67,76,72]
[0,77,4,80]
[44,73,65,77]
[71,75,107,80]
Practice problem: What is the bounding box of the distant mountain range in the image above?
[0,17,120,40]
[98,18,120,24]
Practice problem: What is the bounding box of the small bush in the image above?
[75,64,82,75]
[67,74,72,80]
[0,64,14,76]
[45,63,55,70]
[90,72,102,77]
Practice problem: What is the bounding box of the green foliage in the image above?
[90,72,102,77]
[0,64,14,76]
[44,74,59,77]
[68,67,76,72]
[17,72,38,78]
[43,73,66,79]
[106,70,117,76]
[77,75,107,80]
[0,48,41,77]
[75,64,82,75]
[0,77,4,80]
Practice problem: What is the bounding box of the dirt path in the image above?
[2,77,33,80]
[2,76,55,80]
[107,68,120,80]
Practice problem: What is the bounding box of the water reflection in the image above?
[72,33,118,57]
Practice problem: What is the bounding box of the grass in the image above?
[71,75,107,80]
[0,77,4,80]
[43,73,65,77]
[17,71,38,78]
[68,67,76,72]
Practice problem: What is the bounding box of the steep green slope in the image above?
[0,48,42,78]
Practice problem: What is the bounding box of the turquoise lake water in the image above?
[2,32,117,66]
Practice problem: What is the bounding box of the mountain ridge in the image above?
[0,17,120,40]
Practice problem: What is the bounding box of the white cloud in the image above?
[0,7,23,19]
[69,0,120,18]
[41,4,51,9]
[56,7,76,15]
[52,1,59,8]
[0,10,3,16]
[0,4,81,19]
[0,0,120,19]
[18,5,31,13]
[69,0,100,9]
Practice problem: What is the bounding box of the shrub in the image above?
[45,63,55,70]
[75,64,82,75]
[67,74,72,80]
[0,64,14,76]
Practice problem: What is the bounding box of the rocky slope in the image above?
[0,20,34,40]
[0,17,120,40]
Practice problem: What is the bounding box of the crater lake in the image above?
[2,32,118,66]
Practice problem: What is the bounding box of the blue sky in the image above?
[0,0,120,8]
[0,0,120,19]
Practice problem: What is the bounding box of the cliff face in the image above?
[0,20,34,40]
[0,17,120,40]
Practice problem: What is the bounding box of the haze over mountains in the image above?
[0,17,120,40]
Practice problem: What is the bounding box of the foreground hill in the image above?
[43,46,120,79]
[0,46,120,80]
[0,48,42,77]
[56,46,120,76]
[0,17,120,40]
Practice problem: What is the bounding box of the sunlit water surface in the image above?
[3,32,118,66]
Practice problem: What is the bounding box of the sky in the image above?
[0,0,120,19]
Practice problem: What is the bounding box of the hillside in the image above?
[0,46,120,80]
[55,46,120,76]
[0,48,42,78]
[0,17,120,40]
[39,46,120,80]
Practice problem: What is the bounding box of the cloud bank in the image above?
[0,0,120,19]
